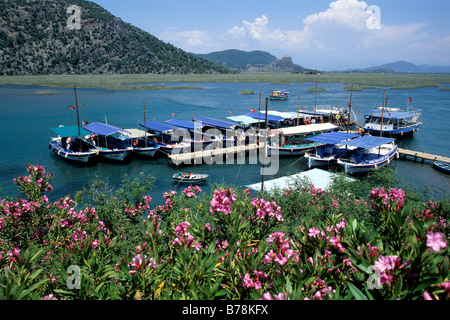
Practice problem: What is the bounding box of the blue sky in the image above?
[89,0,450,70]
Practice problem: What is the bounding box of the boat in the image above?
[363,92,422,138]
[124,128,159,158]
[433,161,450,174]
[49,126,98,163]
[164,119,219,150]
[267,123,339,156]
[192,116,242,147]
[84,122,133,161]
[269,89,289,100]
[49,87,98,163]
[172,172,209,183]
[305,131,361,168]
[336,135,399,174]
[140,121,190,155]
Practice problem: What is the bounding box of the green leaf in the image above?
[348,282,368,300]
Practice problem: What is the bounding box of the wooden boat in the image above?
[172,172,209,183]
[49,126,98,163]
[305,131,361,168]
[49,87,98,163]
[267,123,339,156]
[336,135,399,174]
[269,89,289,100]
[84,122,133,161]
[433,161,450,174]
[363,91,422,138]
[124,128,159,158]
[140,121,190,155]
[164,119,219,150]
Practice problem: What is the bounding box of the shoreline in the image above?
[0,72,450,90]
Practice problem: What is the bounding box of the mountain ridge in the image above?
[0,0,229,75]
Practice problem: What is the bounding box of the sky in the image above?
[89,0,450,71]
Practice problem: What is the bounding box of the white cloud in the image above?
[158,0,437,69]
[303,0,370,30]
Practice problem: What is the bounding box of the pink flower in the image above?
[426,232,447,252]
[423,291,433,300]
[308,227,320,238]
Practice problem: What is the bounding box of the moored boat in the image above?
[433,161,450,174]
[124,128,160,158]
[336,135,399,174]
[305,131,361,168]
[84,122,133,161]
[140,121,190,155]
[49,126,98,163]
[268,123,339,156]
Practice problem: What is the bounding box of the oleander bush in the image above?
[0,164,448,300]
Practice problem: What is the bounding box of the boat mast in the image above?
[74,86,81,137]
[378,89,386,156]
[260,96,269,193]
[296,82,301,126]
[143,100,147,148]
[314,81,318,118]
[347,85,353,134]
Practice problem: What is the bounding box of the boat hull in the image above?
[337,145,398,174]
[172,173,209,183]
[133,147,158,158]
[98,148,133,161]
[268,143,325,156]
[49,139,98,163]
[364,124,421,138]
[433,161,450,174]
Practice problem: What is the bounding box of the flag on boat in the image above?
[250,108,256,113]
[82,121,88,125]
[70,106,75,110]
[408,97,413,102]
[229,110,232,115]
[172,113,176,117]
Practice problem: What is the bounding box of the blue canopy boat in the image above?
[84,122,133,161]
[49,125,98,163]
[123,128,159,158]
[139,121,190,155]
[336,135,398,174]
[267,123,339,156]
[164,119,219,150]
[192,116,242,147]
[49,87,98,163]
[304,131,361,168]
[363,107,422,138]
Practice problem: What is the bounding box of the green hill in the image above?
[0,0,229,75]
[197,49,277,70]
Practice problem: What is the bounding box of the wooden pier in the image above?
[398,148,449,164]
[168,143,262,166]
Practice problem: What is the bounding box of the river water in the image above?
[0,82,448,205]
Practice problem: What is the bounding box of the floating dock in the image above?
[246,168,355,193]
[168,143,262,166]
[398,148,449,164]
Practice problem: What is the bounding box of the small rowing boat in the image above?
[172,172,209,183]
[433,161,450,174]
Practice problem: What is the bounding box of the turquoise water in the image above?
[0,82,449,205]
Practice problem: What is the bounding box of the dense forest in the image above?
[0,0,230,75]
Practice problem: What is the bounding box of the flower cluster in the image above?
[263,232,298,266]
[373,255,411,286]
[128,242,158,274]
[124,196,152,220]
[209,188,236,216]
[172,221,201,251]
[182,185,202,198]
[242,270,268,290]
[426,232,447,252]
[250,198,283,222]
[369,187,405,213]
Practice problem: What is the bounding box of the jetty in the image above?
[398,148,449,164]
[168,143,262,166]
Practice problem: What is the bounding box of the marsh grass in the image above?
[307,87,326,92]
[240,89,255,95]
[1,73,449,90]
[34,90,59,95]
